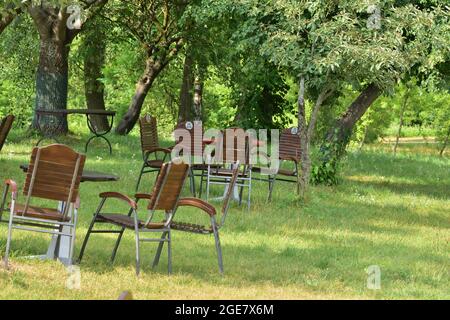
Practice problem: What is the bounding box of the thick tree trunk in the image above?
[316,83,382,183]
[115,60,162,135]
[394,87,410,156]
[32,38,70,134]
[178,53,194,123]
[83,25,108,131]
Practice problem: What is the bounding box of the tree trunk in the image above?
[32,38,70,134]
[297,76,310,198]
[439,128,450,157]
[393,87,410,156]
[0,3,24,35]
[83,24,108,131]
[193,76,203,121]
[316,83,382,183]
[115,60,162,135]
[178,53,194,123]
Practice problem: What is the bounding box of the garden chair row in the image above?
[137,115,301,205]
[137,116,253,209]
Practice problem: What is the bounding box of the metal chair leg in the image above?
[135,164,147,193]
[167,231,172,274]
[189,168,196,196]
[199,170,205,198]
[268,175,276,202]
[111,227,126,263]
[77,216,98,263]
[134,229,141,276]
[212,220,224,274]
[152,232,167,268]
[3,207,14,268]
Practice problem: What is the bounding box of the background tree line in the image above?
[0,0,449,197]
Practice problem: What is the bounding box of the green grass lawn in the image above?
[0,129,449,300]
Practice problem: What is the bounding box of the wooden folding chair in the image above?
[153,164,240,274]
[135,114,172,192]
[201,128,252,210]
[78,161,189,275]
[0,115,14,152]
[266,128,301,201]
[1,144,86,267]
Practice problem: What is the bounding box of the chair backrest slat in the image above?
[279,128,301,162]
[0,115,14,152]
[23,145,86,204]
[147,162,189,211]
[139,115,159,152]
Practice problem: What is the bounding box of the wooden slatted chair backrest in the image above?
[147,161,189,212]
[279,128,301,162]
[139,115,159,153]
[218,128,250,165]
[174,121,204,158]
[0,115,14,152]
[23,144,86,217]
[220,163,240,227]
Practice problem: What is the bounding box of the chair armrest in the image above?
[144,147,172,155]
[135,193,153,200]
[99,192,137,209]
[177,198,217,217]
[4,179,18,200]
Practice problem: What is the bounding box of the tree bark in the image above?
[316,83,382,183]
[28,2,107,135]
[0,5,21,35]
[32,37,70,134]
[83,24,108,131]
[439,128,449,157]
[193,76,203,121]
[115,59,163,134]
[297,80,333,198]
[393,86,410,156]
[178,53,194,123]
[297,76,309,198]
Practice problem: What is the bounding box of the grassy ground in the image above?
[0,129,448,300]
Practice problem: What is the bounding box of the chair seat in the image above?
[146,159,164,168]
[192,164,220,171]
[11,203,71,222]
[97,213,166,230]
[171,221,213,234]
[209,168,249,178]
[252,167,296,177]
[277,168,297,177]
